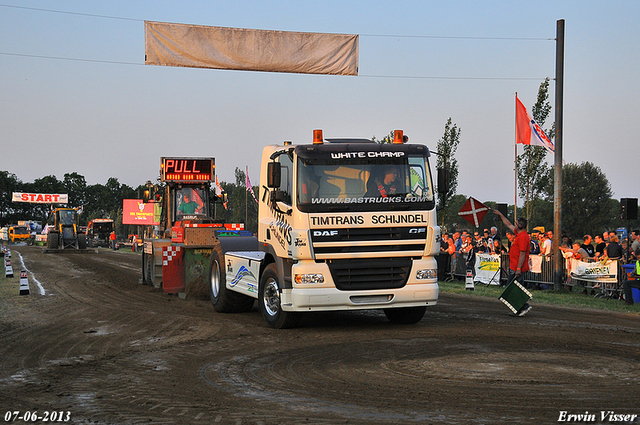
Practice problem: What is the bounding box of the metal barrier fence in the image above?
[441,252,630,297]
[518,254,560,288]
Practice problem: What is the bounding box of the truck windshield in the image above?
[297,149,435,213]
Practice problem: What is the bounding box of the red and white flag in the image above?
[458,197,490,228]
[246,166,259,204]
[515,94,555,154]
[215,175,228,210]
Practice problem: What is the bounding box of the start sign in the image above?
[12,192,68,204]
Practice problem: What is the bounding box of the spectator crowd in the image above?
[439,227,640,278]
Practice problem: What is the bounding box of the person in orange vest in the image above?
[109,231,116,250]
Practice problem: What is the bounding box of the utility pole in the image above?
[553,19,565,290]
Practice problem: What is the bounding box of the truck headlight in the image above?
[295,273,325,284]
[416,269,437,280]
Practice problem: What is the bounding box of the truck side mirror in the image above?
[437,168,449,196]
[270,190,288,204]
[267,162,281,188]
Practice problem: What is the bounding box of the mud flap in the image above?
[162,246,185,294]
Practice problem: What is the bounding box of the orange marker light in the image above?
[393,130,404,144]
[313,129,324,144]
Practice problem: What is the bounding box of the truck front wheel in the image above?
[383,306,427,324]
[259,264,299,329]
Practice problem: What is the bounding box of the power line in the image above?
[0,51,142,66]
[0,52,548,80]
[360,74,549,81]
[360,34,553,41]
[0,3,143,22]
[0,3,553,41]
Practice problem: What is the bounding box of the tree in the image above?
[372,131,393,144]
[215,168,258,233]
[439,194,468,234]
[0,171,21,225]
[436,118,461,216]
[552,162,613,238]
[517,78,554,228]
[63,172,87,209]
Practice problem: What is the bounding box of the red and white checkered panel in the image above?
[162,246,181,266]
[224,223,245,230]
[162,245,185,294]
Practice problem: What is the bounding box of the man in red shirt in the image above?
[495,209,532,316]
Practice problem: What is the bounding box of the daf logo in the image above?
[409,228,426,234]
[313,230,339,237]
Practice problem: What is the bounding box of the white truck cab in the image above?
[211,130,441,328]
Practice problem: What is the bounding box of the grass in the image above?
[439,279,640,315]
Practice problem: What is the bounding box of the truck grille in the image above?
[311,226,427,259]
[327,258,412,290]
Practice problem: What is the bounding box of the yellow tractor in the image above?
[46,207,87,250]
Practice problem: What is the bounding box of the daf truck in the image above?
[209,130,442,328]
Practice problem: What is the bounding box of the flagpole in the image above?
[514,92,518,223]
[245,166,248,226]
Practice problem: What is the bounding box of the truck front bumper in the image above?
[281,260,439,312]
[281,283,439,312]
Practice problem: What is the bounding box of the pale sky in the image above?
[1,1,638,205]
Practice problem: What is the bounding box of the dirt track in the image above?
[1,245,639,424]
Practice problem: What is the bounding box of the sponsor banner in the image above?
[474,253,501,285]
[123,199,159,225]
[12,192,68,204]
[569,258,618,283]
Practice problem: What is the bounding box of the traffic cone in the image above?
[5,258,14,278]
[19,270,30,295]
[465,269,475,291]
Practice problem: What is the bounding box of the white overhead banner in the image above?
[12,192,68,204]
[145,21,359,76]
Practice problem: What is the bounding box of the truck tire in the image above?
[77,234,87,249]
[47,233,59,249]
[259,263,299,329]
[383,306,427,324]
[142,252,153,285]
[209,248,254,313]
